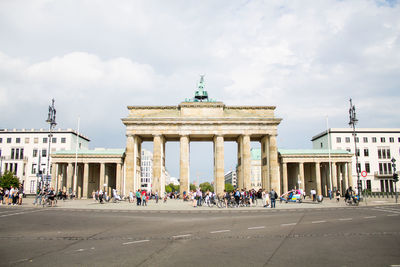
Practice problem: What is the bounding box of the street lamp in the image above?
[45,99,57,188]
[392,158,398,203]
[348,98,362,199]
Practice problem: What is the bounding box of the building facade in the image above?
[312,128,400,192]
[140,149,153,192]
[0,128,89,194]
[224,170,237,188]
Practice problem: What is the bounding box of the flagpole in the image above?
[73,117,80,199]
[326,116,332,193]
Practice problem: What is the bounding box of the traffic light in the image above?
[394,173,399,183]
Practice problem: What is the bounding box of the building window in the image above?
[365,163,370,173]
[378,148,391,159]
[320,142,323,148]
[372,137,377,143]
[31,164,37,174]
[33,149,38,157]
[398,137,400,143]
[25,137,30,144]
[366,180,371,190]
[42,149,47,157]
[0,138,2,143]
[34,137,38,144]
[363,137,368,143]
[11,148,15,159]
[61,137,66,143]
[7,138,11,143]
[43,137,48,143]
[356,163,361,173]
[356,148,360,157]
[345,137,350,143]
[381,137,385,143]
[52,137,56,143]
[389,137,394,143]
[20,148,24,159]
[30,180,36,193]
[346,148,351,152]
[336,137,341,143]
[379,162,392,175]
[355,137,359,143]
[16,138,21,143]
[364,148,369,157]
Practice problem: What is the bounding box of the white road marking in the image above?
[372,208,400,214]
[122,240,150,245]
[281,223,297,226]
[339,218,353,221]
[76,249,85,252]
[210,230,230,234]
[248,226,265,230]
[364,216,376,219]
[172,234,192,238]
[387,214,399,217]
[0,209,42,218]
[312,220,327,224]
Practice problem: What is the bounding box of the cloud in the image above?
[0,0,400,180]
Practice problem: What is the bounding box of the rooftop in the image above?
[0,128,90,141]
[312,128,400,141]
[53,148,124,156]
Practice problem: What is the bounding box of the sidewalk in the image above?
[9,196,399,211]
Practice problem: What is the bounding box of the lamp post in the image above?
[348,98,362,200]
[392,158,398,203]
[45,99,57,188]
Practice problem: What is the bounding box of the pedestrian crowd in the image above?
[0,185,24,205]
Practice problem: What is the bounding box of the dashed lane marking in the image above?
[210,230,230,234]
[387,214,399,217]
[364,216,377,219]
[281,223,297,226]
[0,209,43,218]
[172,234,192,239]
[312,220,327,224]
[248,226,265,230]
[339,218,353,221]
[122,240,150,245]
[371,208,400,214]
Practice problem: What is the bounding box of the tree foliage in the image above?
[225,183,234,193]
[0,171,20,189]
[165,183,180,193]
[189,183,196,191]
[199,182,214,192]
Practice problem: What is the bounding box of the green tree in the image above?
[225,183,234,193]
[165,185,172,193]
[0,171,20,189]
[199,182,214,192]
[189,183,196,191]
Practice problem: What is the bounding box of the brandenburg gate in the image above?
[122,77,282,196]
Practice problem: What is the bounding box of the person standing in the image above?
[155,191,159,204]
[328,189,332,200]
[269,189,278,208]
[136,189,141,206]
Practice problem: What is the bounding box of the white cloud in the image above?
[0,0,400,179]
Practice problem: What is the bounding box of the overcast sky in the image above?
[1,0,399,182]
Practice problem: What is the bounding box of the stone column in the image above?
[180,135,190,197]
[116,163,122,195]
[67,163,73,193]
[214,135,225,195]
[347,162,353,189]
[153,135,165,196]
[242,135,251,190]
[59,164,65,192]
[299,162,305,191]
[100,162,105,191]
[341,163,347,194]
[83,163,89,199]
[261,136,270,191]
[332,162,337,191]
[315,162,322,196]
[125,135,135,194]
[51,163,57,189]
[269,135,280,194]
[282,162,288,194]
[135,137,142,192]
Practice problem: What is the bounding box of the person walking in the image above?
[136,189,141,206]
[336,190,340,202]
[269,189,278,208]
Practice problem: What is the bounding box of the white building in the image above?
[224,170,237,188]
[0,128,90,194]
[312,128,400,192]
[140,149,153,192]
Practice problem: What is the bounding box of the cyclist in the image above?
[47,187,56,207]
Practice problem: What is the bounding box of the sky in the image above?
[0,0,399,183]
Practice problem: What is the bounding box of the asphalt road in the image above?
[0,205,399,267]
